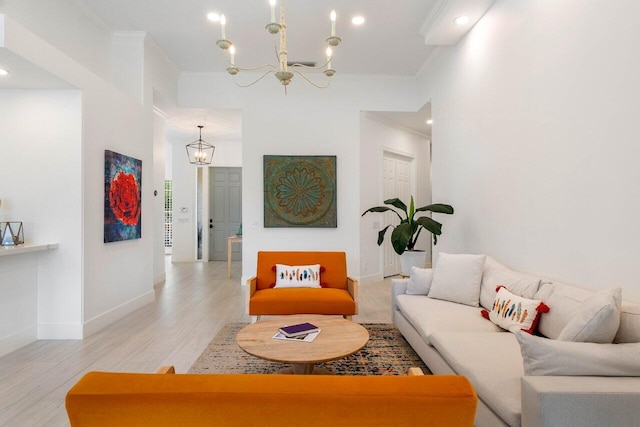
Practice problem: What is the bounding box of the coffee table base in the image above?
[278,364,333,375]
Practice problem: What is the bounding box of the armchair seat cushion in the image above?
[250,288,356,316]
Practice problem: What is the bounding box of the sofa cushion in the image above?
[396,295,503,344]
[482,286,549,334]
[516,331,640,376]
[274,264,321,288]
[480,256,542,310]
[534,282,597,339]
[406,267,433,295]
[616,304,640,343]
[428,253,486,307]
[557,287,621,343]
[430,332,524,427]
[250,288,356,316]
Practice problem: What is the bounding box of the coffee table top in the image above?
[236,315,369,365]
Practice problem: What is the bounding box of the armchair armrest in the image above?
[246,276,257,314]
[155,365,175,374]
[407,367,424,376]
[521,376,640,427]
[347,276,359,315]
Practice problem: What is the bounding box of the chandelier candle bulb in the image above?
[269,0,276,23]
[326,47,332,69]
[220,14,227,39]
[330,10,336,36]
[229,45,236,65]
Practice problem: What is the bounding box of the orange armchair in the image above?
[247,251,358,320]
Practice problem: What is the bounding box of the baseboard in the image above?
[358,272,383,285]
[154,272,166,285]
[83,290,155,338]
[37,322,83,340]
[0,326,37,357]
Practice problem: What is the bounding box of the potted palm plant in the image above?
[362,196,454,275]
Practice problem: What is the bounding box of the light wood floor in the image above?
[0,259,393,426]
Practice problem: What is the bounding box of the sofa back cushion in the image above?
[480,257,542,310]
[535,281,640,342]
[256,251,347,291]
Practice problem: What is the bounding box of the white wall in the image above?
[0,89,82,351]
[418,0,640,303]
[179,73,420,282]
[359,113,431,283]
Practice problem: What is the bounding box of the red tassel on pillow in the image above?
[521,302,550,334]
[480,309,490,320]
[320,266,326,273]
[495,285,506,292]
[271,265,277,272]
[320,282,328,288]
[269,283,276,288]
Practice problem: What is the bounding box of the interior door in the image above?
[382,152,412,277]
[209,167,242,261]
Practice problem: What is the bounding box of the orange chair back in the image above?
[256,251,348,290]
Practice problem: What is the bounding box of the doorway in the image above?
[208,167,242,261]
[382,151,413,277]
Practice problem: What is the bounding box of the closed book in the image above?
[278,322,319,337]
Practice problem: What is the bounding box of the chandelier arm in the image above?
[231,70,275,88]
[292,70,331,89]
[290,58,332,70]
[227,60,278,72]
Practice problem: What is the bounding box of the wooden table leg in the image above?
[227,237,232,278]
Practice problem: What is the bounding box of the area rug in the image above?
[189,323,431,375]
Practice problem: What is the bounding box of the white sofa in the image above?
[391,255,640,427]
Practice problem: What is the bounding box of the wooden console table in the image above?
[227,235,242,278]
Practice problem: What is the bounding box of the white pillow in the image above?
[557,287,622,343]
[406,267,433,295]
[274,264,321,288]
[427,253,486,307]
[479,256,541,310]
[516,331,640,376]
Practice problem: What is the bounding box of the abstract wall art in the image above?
[104,150,142,242]
[264,155,337,228]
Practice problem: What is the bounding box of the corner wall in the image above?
[418,0,640,302]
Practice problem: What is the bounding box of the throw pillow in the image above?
[481,286,550,334]
[516,331,640,376]
[557,287,622,343]
[479,256,541,310]
[274,264,321,288]
[427,253,486,307]
[406,267,434,295]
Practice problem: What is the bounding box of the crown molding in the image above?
[68,0,113,39]
[365,112,430,139]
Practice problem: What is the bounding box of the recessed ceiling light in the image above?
[454,15,470,25]
[207,12,221,22]
[0,68,9,76]
[352,16,365,26]
[426,119,433,125]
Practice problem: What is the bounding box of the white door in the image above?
[209,167,242,261]
[382,152,413,277]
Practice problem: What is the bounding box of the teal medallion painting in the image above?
[264,155,337,227]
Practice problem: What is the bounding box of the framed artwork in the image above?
[104,150,142,242]
[264,155,337,228]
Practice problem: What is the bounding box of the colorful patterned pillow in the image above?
[481,286,550,334]
[274,264,322,288]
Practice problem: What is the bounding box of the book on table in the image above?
[272,330,320,343]
[278,322,319,337]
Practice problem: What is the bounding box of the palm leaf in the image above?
[415,204,454,214]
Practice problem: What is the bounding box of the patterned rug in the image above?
[189,323,431,375]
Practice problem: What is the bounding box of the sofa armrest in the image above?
[391,278,410,321]
[521,376,640,427]
[347,276,359,315]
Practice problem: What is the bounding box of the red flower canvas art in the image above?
[104,150,142,242]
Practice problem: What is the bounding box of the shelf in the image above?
[0,243,59,257]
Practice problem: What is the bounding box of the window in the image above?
[164,180,173,248]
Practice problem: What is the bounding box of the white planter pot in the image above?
[399,250,427,276]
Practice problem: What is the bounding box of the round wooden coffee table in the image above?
[236,315,369,375]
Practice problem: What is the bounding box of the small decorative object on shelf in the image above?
[0,222,24,246]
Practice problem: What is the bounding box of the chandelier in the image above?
[215,0,341,90]
[185,126,215,166]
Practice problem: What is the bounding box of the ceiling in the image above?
[82,0,446,140]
